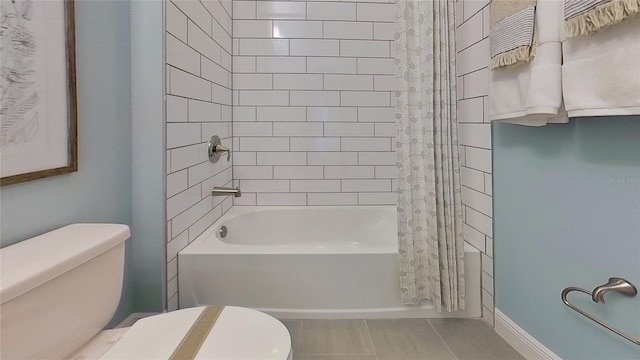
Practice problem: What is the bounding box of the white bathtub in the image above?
[178,206,481,319]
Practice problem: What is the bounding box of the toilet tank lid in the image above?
[0,224,130,305]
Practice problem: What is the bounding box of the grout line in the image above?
[363,320,379,359]
[427,320,460,360]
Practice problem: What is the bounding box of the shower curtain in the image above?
[395,0,465,312]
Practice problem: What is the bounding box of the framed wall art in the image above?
[1,0,77,186]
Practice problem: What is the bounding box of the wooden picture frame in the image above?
[1,0,77,186]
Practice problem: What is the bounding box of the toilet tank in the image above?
[0,224,130,360]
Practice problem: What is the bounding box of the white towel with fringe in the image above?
[489,0,569,126]
[562,14,640,117]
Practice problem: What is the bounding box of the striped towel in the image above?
[565,0,640,37]
[490,0,537,69]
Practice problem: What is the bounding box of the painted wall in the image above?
[494,117,640,359]
[455,0,495,325]
[0,0,133,324]
[165,0,234,311]
[231,0,397,206]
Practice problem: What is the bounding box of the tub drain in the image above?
[219,226,228,238]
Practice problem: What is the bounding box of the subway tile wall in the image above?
[231,0,398,206]
[165,0,233,311]
[455,0,494,326]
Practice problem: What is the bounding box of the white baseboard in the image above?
[115,312,160,328]
[495,308,562,360]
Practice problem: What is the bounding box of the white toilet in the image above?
[0,224,292,360]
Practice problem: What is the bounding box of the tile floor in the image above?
[281,318,525,360]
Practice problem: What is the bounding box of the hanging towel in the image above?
[564,0,640,37]
[489,0,569,126]
[562,14,640,117]
[490,0,537,68]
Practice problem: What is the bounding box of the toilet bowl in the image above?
[0,224,292,360]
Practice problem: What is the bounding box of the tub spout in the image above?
[591,277,637,304]
[211,187,241,197]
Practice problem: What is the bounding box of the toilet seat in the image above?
[74,306,292,360]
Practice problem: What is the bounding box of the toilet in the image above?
[0,224,292,360]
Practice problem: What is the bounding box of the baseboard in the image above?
[115,312,160,328]
[495,308,562,360]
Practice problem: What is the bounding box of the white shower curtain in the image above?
[395,0,465,312]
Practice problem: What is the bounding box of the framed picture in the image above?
[1,0,77,186]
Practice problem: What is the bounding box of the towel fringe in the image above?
[491,45,535,69]
[565,0,640,38]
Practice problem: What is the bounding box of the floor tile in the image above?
[299,319,375,356]
[281,319,303,355]
[429,319,525,360]
[366,319,456,360]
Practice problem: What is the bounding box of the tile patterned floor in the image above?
[281,319,525,360]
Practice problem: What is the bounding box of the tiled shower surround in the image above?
[231,0,398,206]
[164,0,496,325]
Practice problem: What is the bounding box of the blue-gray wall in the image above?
[0,0,134,325]
[494,117,640,359]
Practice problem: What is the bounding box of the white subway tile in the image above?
[233,121,273,136]
[308,193,358,205]
[234,193,257,205]
[358,192,397,205]
[171,198,213,237]
[257,152,307,165]
[167,230,188,262]
[239,39,289,56]
[257,193,307,205]
[466,207,493,237]
[340,40,389,57]
[290,137,341,151]
[290,39,340,56]
[465,147,492,173]
[356,3,395,22]
[324,123,374,137]
[373,23,395,40]
[240,180,290,192]
[167,170,188,198]
[341,137,390,151]
[257,1,306,19]
[234,166,273,179]
[170,67,211,101]
[291,180,341,193]
[308,107,358,122]
[456,11,483,50]
[273,74,324,90]
[482,253,494,276]
[274,166,323,179]
[462,186,493,217]
[167,184,201,219]
[342,179,391,192]
[357,58,394,74]
[463,69,489,98]
[455,0,464,27]
[464,223,486,252]
[188,205,223,241]
[257,107,307,121]
[374,75,396,91]
[457,98,484,123]
[482,271,494,295]
[219,0,232,17]
[358,107,395,122]
[483,7,491,38]
[174,0,212,36]
[307,2,356,21]
[167,95,188,123]
[273,122,324,137]
[233,74,273,90]
[240,137,290,151]
[484,173,493,196]
[374,122,396,137]
[290,91,340,106]
[307,57,357,74]
[323,21,373,40]
[201,58,230,87]
[465,0,490,21]
[324,75,373,91]
[167,1,187,41]
[167,123,202,149]
[460,166,485,193]
[189,159,228,186]
[257,57,307,73]
[486,236,494,258]
[171,143,208,172]
[342,92,390,106]
[211,83,232,105]
[239,90,289,106]
[234,20,273,38]
[457,38,489,75]
[375,165,398,179]
[274,21,323,38]
[234,56,256,73]
[167,35,200,76]
[232,152,257,166]
[233,1,256,20]
[233,106,256,121]
[358,151,397,165]
[325,166,374,179]
[459,124,492,149]
[211,19,232,53]
[187,21,221,62]
[308,152,358,165]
